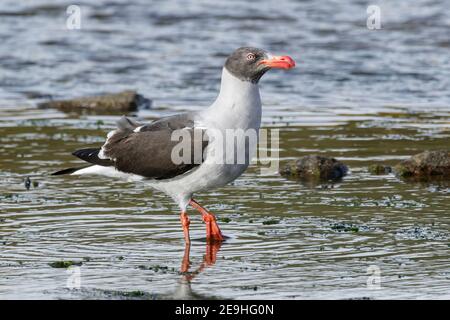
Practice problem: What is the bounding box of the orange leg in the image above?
[180,242,191,274]
[189,199,225,242]
[180,211,191,243]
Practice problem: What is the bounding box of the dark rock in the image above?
[24,177,31,190]
[262,219,279,225]
[48,260,83,268]
[368,164,392,175]
[220,217,231,223]
[395,226,448,240]
[37,90,151,113]
[395,150,450,179]
[279,155,348,180]
[330,223,359,233]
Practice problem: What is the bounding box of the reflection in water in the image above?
[0,111,449,299]
[172,242,223,300]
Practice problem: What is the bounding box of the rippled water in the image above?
[1,0,449,299]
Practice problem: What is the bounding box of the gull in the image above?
[53,47,295,243]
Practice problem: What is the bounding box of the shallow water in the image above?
[1,0,450,299]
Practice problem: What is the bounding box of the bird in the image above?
[52,47,295,243]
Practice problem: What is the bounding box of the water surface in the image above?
[0,0,449,299]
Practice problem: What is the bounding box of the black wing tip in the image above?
[51,167,86,175]
[72,148,114,167]
[72,148,98,158]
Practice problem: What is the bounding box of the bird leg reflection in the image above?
[180,241,222,282]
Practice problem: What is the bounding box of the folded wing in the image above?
[73,113,208,180]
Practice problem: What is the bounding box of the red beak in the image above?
[259,55,296,69]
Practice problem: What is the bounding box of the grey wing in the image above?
[137,113,196,132]
[101,113,208,180]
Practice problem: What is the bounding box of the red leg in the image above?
[189,199,225,242]
[180,211,191,243]
[180,242,191,274]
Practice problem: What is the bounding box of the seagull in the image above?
[53,47,295,243]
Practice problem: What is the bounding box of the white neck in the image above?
[200,68,262,130]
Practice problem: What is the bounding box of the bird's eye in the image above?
[246,53,256,61]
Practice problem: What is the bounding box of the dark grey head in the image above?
[224,47,295,83]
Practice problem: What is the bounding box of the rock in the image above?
[37,90,151,113]
[394,150,450,179]
[262,219,280,225]
[24,177,31,190]
[368,164,392,175]
[48,260,83,268]
[330,223,359,233]
[279,155,348,180]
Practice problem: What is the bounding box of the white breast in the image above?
[150,68,263,209]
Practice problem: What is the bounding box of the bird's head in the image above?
[224,47,295,83]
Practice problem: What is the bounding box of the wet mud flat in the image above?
[1,104,449,299]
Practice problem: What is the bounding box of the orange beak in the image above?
[259,55,296,69]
